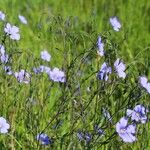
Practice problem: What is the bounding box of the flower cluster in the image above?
[116,105,148,143]
[97,62,111,81]
[97,18,126,81]
[14,70,31,84]
[97,59,126,80]
[32,50,66,82]
[116,117,136,143]
[77,131,92,143]
[96,17,149,144]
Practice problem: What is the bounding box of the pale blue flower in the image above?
[77,131,92,142]
[0,117,10,134]
[97,36,104,56]
[4,66,13,75]
[33,65,51,74]
[49,68,65,82]
[110,17,121,31]
[37,133,52,145]
[0,45,5,54]
[139,76,150,94]
[0,11,5,21]
[102,108,112,122]
[94,125,104,136]
[77,131,84,141]
[127,105,147,123]
[41,50,51,62]
[116,117,136,143]
[1,54,8,64]
[14,70,31,84]
[85,132,92,143]
[18,15,27,24]
[4,23,20,40]
[114,58,126,79]
[97,62,112,81]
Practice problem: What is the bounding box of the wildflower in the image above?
[39,66,51,74]
[0,44,9,64]
[1,53,9,64]
[18,15,27,24]
[14,70,31,84]
[4,23,20,40]
[97,36,104,56]
[109,17,121,31]
[127,105,147,123]
[139,76,150,94]
[33,66,51,74]
[114,58,126,79]
[0,11,5,21]
[0,44,5,54]
[94,125,104,136]
[85,132,92,143]
[4,66,13,75]
[33,67,41,74]
[0,117,10,134]
[116,117,136,143]
[77,131,92,142]
[97,62,112,81]
[41,50,51,62]
[77,131,85,141]
[37,133,53,145]
[102,108,112,122]
[49,68,65,82]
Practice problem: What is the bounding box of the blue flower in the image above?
[97,36,105,56]
[116,117,136,143]
[139,76,150,94]
[37,133,53,145]
[127,105,147,123]
[77,131,92,142]
[0,11,5,21]
[102,108,112,122]
[1,53,9,64]
[0,45,5,54]
[4,23,20,40]
[109,17,121,31]
[41,50,51,62]
[85,132,92,143]
[114,58,126,79]
[94,125,104,136]
[77,131,85,141]
[18,15,27,24]
[0,45,9,64]
[97,62,112,81]
[0,117,10,134]
[4,66,13,75]
[33,65,51,74]
[49,68,65,82]
[14,70,31,84]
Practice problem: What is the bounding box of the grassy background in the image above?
[0,0,150,149]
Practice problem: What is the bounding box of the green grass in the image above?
[0,0,150,149]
